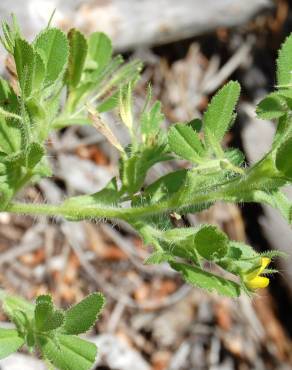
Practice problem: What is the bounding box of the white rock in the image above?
[0,354,46,370]
[92,334,151,370]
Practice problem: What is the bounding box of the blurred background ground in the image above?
[0,0,292,369]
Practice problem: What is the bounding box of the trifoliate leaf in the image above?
[67,29,88,89]
[0,328,24,359]
[256,93,287,120]
[34,28,69,87]
[39,334,97,370]
[276,34,292,88]
[168,123,205,163]
[171,262,241,297]
[276,137,292,179]
[35,295,64,332]
[63,293,105,335]
[194,225,229,260]
[157,227,223,263]
[204,81,240,148]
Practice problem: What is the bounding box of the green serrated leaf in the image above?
[14,38,34,96]
[35,295,64,332]
[26,142,45,169]
[36,295,53,306]
[63,178,119,221]
[45,310,64,331]
[2,293,34,321]
[141,101,164,139]
[26,97,46,125]
[141,169,187,204]
[87,32,112,73]
[32,51,46,92]
[0,328,24,359]
[63,293,105,335]
[256,93,287,120]
[259,249,286,259]
[173,169,228,208]
[232,241,257,258]
[188,118,202,132]
[251,190,292,223]
[67,29,88,89]
[39,334,97,370]
[227,246,243,259]
[4,150,26,168]
[34,28,69,87]
[224,148,245,166]
[204,81,240,151]
[35,298,53,331]
[168,123,205,163]
[104,59,142,94]
[97,91,119,113]
[121,144,171,195]
[276,34,292,88]
[171,262,241,297]
[194,225,229,260]
[144,251,174,265]
[272,114,291,149]
[0,21,13,52]
[0,15,20,53]
[275,137,292,179]
[0,117,21,154]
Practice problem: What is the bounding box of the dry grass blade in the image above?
[87,105,125,153]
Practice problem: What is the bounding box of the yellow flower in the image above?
[244,257,271,290]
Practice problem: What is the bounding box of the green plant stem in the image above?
[4,157,283,222]
[6,190,216,221]
[3,187,253,221]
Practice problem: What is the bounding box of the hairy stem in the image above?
[5,159,281,222]
[6,190,216,221]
